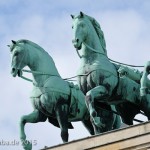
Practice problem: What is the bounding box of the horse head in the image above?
[71,12,107,57]
[9,40,27,77]
[71,12,90,50]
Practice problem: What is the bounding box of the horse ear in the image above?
[12,40,16,44]
[71,14,74,19]
[80,11,84,17]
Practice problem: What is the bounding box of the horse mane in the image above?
[17,39,48,54]
[85,15,107,54]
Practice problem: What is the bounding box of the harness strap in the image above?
[83,42,106,56]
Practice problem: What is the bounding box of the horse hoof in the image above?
[93,117,105,128]
[90,109,97,117]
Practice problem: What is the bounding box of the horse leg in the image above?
[93,104,120,133]
[115,102,139,125]
[110,105,121,129]
[55,103,69,143]
[20,109,47,150]
[113,114,121,129]
[85,85,108,127]
[91,120,101,134]
[82,119,95,135]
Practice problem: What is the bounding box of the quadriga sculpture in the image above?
[71,12,150,128]
[9,40,120,150]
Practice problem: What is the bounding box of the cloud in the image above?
[0,1,150,150]
[91,9,150,67]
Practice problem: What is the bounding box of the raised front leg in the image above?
[85,85,109,128]
[20,109,47,150]
[55,103,69,143]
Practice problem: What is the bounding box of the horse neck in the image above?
[81,26,107,65]
[87,25,105,53]
[27,46,60,86]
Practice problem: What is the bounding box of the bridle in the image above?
[74,19,107,58]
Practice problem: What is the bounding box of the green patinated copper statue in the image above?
[9,40,93,150]
[119,62,150,96]
[71,12,150,127]
[9,39,120,150]
[140,61,150,96]
[71,12,121,133]
[118,64,150,91]
[9,12,150,150]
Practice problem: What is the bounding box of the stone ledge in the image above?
[42,121,150,150]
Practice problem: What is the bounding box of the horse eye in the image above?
[14,51,19,56]
[79,23,84,28]
[72,26,74,29]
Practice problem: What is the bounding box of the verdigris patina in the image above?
[118,64,150,90]
[140,61,150,96]
[9,39,96,150]
[71,12,150,127]
[71,12,121,133]
[118,65,142,83]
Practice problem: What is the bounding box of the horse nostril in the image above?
[72,39,79,44]
[12,68,16,72]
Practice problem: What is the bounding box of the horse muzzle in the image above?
[11,68,22,77]
[72,39,82,50]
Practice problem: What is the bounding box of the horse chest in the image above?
[30,86,69,115]
[77,60,117,76]
[31,97,56,116]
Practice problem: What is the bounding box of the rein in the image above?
[76,42,106,58]
[15,49,59,82]
[78,42,144,68]
[17,52,145,122]
[19,69,77,82]
[20,68,145,122]
[20,40,144,83]
[19,69,55,83]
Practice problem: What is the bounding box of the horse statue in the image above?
[9,39,120,150]
[71,12,122,132]
[71,12,150,128]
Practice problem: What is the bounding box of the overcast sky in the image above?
[0,0,150,150]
